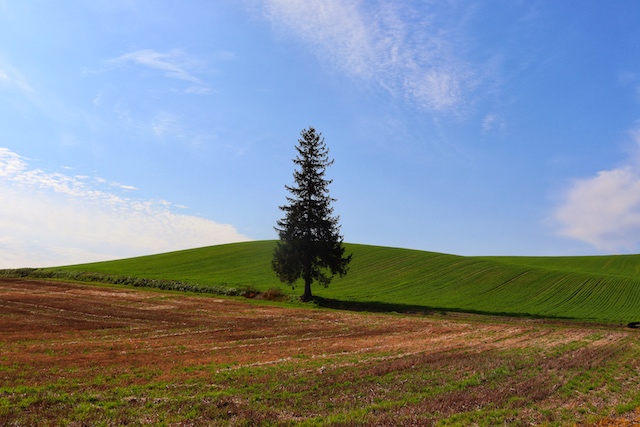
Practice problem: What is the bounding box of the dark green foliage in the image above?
[0,268,37,277]
[273,127,351,301]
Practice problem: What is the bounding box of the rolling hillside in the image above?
[54,241,640,323]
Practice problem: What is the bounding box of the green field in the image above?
[44,241,640,324]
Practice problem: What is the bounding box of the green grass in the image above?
[33,240,640,323]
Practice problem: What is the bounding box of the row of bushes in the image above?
[0,268,288,301]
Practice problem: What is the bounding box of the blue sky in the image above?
[2,0,640,268]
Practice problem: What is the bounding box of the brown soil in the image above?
[1,278,638,426]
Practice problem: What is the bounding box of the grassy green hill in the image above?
[52,240,640,324]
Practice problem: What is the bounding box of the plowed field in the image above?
[1,279,640,426]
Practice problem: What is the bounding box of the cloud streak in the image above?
[0,148,249,268]
[0,62,34,94]
[112,49,211,94]
[261,0,477,114]
[553,130,640,252]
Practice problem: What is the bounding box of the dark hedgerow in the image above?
[0,268,249,297]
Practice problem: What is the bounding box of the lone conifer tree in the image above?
[273,127,351,302]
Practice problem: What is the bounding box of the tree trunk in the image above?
[301,275,313,302]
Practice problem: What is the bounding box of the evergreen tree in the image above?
[272,127,352,302]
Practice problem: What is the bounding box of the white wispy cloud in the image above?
[149,112,207,148]
[110,182,137,191]
[0,148,249,268]
[261,0,477,114]
[553,129,640,252]
[151,112,182,138]
[482,113,506,133]
[0,62,34,94]
[111,49,210,94]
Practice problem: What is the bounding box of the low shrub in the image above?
[240,285,260,299]
[258,287,287,301]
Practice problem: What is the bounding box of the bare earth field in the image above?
[1,279,640,426]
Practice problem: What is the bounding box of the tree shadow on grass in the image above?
[312,296,581,323]
[313,296,441,316]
